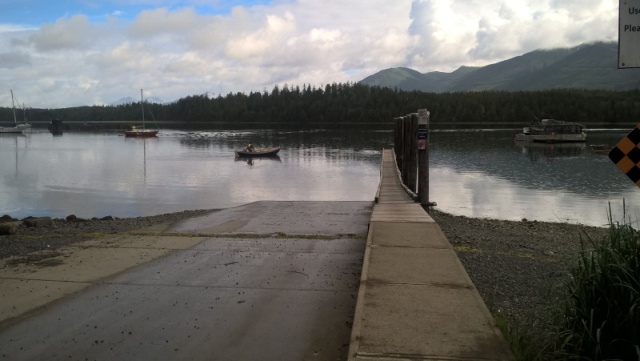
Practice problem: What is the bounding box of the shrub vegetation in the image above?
[556,207,640,360]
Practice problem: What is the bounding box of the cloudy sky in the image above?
[0,0,618,108]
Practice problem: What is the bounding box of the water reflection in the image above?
[515,142,586,162]
[3,128,639,227]
[0,134,27,176]
[430,130,624,195]
[429,129,640,226]
[0,129,386,219]
[234,155,282,165]
[124,137,159,182]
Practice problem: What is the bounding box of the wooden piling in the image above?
[392,109,432,208]
[406,115,418,192]
[417,109,430,207]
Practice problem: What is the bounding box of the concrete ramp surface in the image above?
[169,200,372,235]
[0,201,372,361]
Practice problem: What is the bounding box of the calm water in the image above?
[1,127,639,227]
[430,129,640,227]
[1,129,386,219]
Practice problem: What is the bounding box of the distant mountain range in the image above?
[359,42,640,92]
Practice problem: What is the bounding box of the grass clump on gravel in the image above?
[490,205,639,361]
[555,208,640,360]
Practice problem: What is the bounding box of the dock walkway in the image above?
[348,148,513,360]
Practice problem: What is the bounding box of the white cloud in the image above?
[225,12,297,60]
[130,7,203,40]
[0,0,619,108]
[407,0,617,70]
[0,52,31,69]
[28,15,97,52]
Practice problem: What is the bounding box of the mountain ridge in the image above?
[359,42,640,92]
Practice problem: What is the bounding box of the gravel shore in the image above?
[430,209,609,332]
[1,208,610,334]
[0,210,217,263]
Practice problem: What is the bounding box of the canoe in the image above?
[590,144,612,154]
[235,146,281,157]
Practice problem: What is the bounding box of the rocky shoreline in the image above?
[0,210,217,262]
[0,208,610,335]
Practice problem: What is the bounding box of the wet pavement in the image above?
[0,201,372,361]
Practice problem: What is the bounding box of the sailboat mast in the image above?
[140,89,145,129]
[10,89,17,125]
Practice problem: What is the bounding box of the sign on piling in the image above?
[417,109,430,206]
[393,109,434,207]
[619,0,640,68]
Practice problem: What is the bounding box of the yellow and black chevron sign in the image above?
[609,124,640,186]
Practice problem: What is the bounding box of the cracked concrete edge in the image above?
[347,220,375,361]
[0,231,208,329]
[346,219,514,361]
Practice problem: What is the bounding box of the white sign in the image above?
[619,0,640,68]
[417,109,430,125]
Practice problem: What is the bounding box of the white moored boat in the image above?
[515,118,586,143]
[0,90,31,134]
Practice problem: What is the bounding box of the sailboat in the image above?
[124,89,159,137]
[0,90,31,134]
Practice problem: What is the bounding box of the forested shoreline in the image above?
[2,83,640,128]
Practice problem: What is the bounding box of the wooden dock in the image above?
[348,148,513,361]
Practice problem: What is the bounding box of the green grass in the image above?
[495,314,552,361]
[493,203,639,361]
[555,204,640,360]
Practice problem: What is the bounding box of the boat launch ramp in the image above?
[0,150,511,360]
